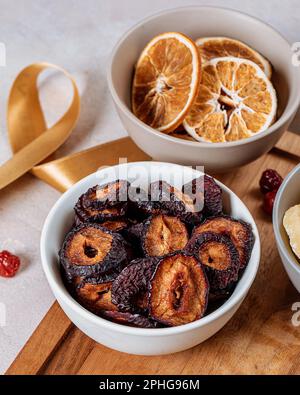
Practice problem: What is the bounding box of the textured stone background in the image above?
[0,0,299,374]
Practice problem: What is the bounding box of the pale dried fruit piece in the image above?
[196,37,272,78]
[183,57,277,143]
[132,32,201,133]
[283,204,300,260]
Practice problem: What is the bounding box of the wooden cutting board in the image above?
[6,132,300,375]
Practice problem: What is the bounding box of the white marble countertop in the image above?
[0,0,299,374]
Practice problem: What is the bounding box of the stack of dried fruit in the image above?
[59,177,254,328]
[132,34,277,143]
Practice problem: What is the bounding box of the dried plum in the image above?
[149,252,209,326]
[129,185,161,219]
[111,257,159,313]
[150,181,202,225]
[60,175,252,329]
[137,214,189,256]
[193,216,254,270]
[81,180,130,209]
[76,281,117,313]
[102,311,159,328]
[134,199,161,218]
[186,232,239,290]
[183,175,222,217]
[74,197,127,225]
[59,223,131,279]
[100,220,129,233]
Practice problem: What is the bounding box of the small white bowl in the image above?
[107,6,300,172]
[40,162,260,355]
[273,164,300,293]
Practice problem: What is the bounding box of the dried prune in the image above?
[150,181,202,225]
[129,214,189,257]
[111,257,159,313]
[100,220,129,233]
[206,290,232,314]
[134,199,161,218]
[149,252,209,326]
[81,180,130,209]
[183,175,222,217]
[59,223,131,279]
[193,216,254,270]
[186,232,239,290]
[74,196,127,225]
[76,281,117,313]
[129,186,161,219]
[102,311,159,328]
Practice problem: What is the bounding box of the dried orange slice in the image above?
[132,32,201,133]
[183,57,277,143]
[196,37,272,79]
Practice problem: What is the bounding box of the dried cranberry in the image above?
[0,250,21,278]
[259,169,283,194]
[263,190,277,216]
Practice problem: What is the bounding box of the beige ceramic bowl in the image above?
[107,6,300,172]
[273,164,300,293]
[41,162,260,355]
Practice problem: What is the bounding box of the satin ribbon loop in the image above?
[0,63,80,190]
[0,62,149,192]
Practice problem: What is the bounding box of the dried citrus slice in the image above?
[132,32,201,133]
[183,57,277,143]
[196,37,272,79]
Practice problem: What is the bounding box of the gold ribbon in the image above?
[0,63,149,192]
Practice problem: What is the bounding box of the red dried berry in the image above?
[0,250,21,278]
[263,190,277,216]
[259,169,283,194]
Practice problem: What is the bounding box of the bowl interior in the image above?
[274,166,300,273]
[41,162,260,334]
[110,6,298,133]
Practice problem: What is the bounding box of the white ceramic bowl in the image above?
[41,162,260,355]
[273,164,300,293]
[107,6,300,173]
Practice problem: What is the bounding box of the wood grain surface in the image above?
[6,132,300,375]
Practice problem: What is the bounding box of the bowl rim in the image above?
[107,5,300,149]
[41,161,261,336]
[273,163,300,276]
